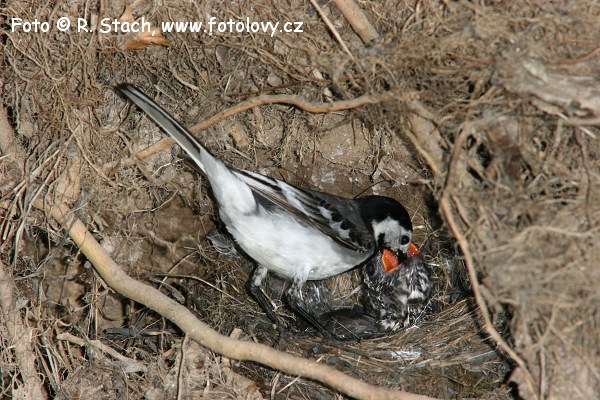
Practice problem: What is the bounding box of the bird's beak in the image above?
[381,243,420,273]
[407,242,420,258]
[381,249,400,273]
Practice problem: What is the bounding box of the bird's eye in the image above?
[401,235,410,246]
[365,262,376,276]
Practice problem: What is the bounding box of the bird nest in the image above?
[2,0,600,399]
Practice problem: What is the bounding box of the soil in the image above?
[1,1,600,399]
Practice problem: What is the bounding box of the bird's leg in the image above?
[247,265,283,327]
[284,280,337,340]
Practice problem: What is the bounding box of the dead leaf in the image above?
[125,24,172,50]
[119,5,134,23]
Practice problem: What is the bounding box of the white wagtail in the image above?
[116,84,419,334]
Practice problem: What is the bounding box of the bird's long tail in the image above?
[116,84,212,174]
[116,84,255,214]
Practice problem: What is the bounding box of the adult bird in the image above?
[116,84,418,333]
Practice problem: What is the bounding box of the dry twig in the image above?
[332,0,379,43]
[36,199,438,400]
[307,0,354,59]
[104,90,401,174]
[439,129,538,400]
[57,332,147,373]
[0,259,47,399]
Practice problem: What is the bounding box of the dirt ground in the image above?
[1,1,600,399]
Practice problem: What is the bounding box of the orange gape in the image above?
[381,243,420,273]
[381,249,399,272]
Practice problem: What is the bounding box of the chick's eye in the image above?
[401,235,410,246]
[365,262,375,276]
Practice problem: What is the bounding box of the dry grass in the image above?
[1,0,600,398]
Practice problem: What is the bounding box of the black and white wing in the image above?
[234,169,373,253]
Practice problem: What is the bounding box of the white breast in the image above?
[221,207,370,283]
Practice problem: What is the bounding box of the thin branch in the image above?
[307,0,354,59]
[332,0,379,43]
[103,91,401,175]
[574,130,594,228]
[36,199,439,400]
[439,129,538,400]
[0,259,48,399]
[189,92,395,133]
[401,127,442,179]
[56,332,147,373]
